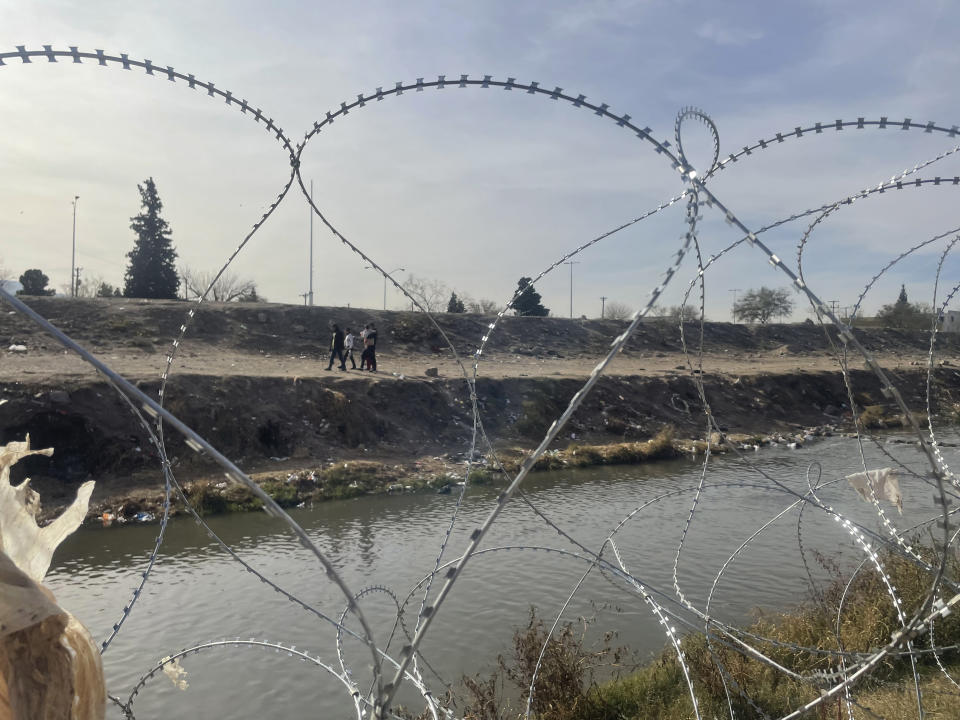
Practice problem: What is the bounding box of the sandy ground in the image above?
[3,344,952,385]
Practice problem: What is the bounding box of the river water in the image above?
[45,433,955,718]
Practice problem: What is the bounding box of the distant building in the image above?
[0,279,23,295]
[942,310,960,333]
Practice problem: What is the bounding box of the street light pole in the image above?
[563,260,580,318]
[70,196,79,297]
[365,266,405,310]
[308,180,314,306]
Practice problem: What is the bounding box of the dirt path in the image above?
[4,343,954,384]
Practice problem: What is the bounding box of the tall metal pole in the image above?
[384,267,404,310]
[365,266,405,310]
[309,180,314,306]
[563,261,579,318]
[70,196,79,297]
[600,296,607,318]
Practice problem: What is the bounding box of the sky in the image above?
[1,0,959,320]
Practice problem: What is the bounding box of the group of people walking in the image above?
[326,323,378,372]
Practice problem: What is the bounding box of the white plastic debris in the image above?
[8,344,27,353]
[0,436,105,717]
[161,656,190,691]
[845,467,903,513]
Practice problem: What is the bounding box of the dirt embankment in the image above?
[3,297,960,518]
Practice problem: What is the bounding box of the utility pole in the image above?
[829,299,840,317]
[563,260,580,318]
[600,296,607,319]
[308,180,314,306]
[70,196,79,297]
[299,291,309,306]
[366,266,405,310]
[729,288,741,323]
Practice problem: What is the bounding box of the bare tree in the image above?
[666,304,701,322]
[180,266,257,303]
[63,274,117,298]
[459,292,501,314]
[604,301,633,320]
[466,297,502,315]
[403,273,448,312]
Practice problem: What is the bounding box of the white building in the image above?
[941,310,960,333]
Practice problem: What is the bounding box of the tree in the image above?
[404,274,448,312]
[466,297,501,315]
[124,177,180,298]
[733,287,794,324]
[604,301,633,320]
[237,286,265,302]
[62,273,119,298]
[876,285,932,329]
[17,269,55,296]
[180,266,257,303]
[447,291,466,313]
[666,304,701,322]
[513,277,549,317]
[97,281,121,298]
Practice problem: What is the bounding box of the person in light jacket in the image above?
[343,327,357,369]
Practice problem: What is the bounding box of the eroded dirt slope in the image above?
[3,297,960,509]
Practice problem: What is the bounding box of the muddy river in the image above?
[46,433,955,718]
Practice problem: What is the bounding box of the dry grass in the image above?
[450,547,960,720]
[587,547,960,719]
[499,427,683,475]
[568,427,680,466]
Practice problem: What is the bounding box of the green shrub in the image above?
[185,481,228,516]
[466,468,495,485]
[259,479,300,507]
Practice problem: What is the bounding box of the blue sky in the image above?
[1,0,959,319]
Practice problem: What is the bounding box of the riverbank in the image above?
[4,297,960,522]
[450,547,960,720]
[81,423,828,524]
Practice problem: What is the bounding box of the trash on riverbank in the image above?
[0,437,106,717]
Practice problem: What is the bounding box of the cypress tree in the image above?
[447,291,466,313]
[896,284,908,306]
[513,276,549,317]
[124,177,180,299]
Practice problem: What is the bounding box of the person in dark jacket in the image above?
[326,323,346,370]
[365,323,378,372]
[359,324,370,370]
